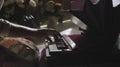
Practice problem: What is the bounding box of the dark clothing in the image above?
[71,0,119,54]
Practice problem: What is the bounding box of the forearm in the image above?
[0,19,60,40]
[8,24,37,38]
[0,19,38,38]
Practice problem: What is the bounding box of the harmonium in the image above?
[46,34,77,56]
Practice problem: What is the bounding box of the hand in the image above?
[31,28,61,42]
[38,28,61,36]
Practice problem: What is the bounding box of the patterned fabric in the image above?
[0,37,39,61]
[0,37,47,67]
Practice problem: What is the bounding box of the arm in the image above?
[0,19,60,39]
[0,19,37,37]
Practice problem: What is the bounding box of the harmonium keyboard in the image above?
[46,34,76,55]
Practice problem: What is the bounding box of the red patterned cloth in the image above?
[0,37,46,67]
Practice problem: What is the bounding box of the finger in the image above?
[46,37,53,43]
